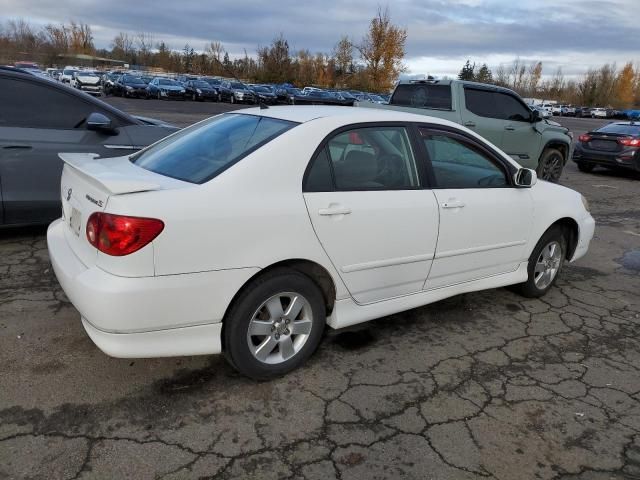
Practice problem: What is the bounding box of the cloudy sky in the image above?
[2,0,638,77]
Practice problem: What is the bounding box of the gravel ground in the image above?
[0,103,639,479]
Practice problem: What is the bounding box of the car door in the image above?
[417,127,533,289]
[303,124,440,304]
[460,86,506,148]
[0,75,134,225]
[496,92,542,165]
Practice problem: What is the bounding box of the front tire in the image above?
[223,269,326,380]
[536,148,565,183]
[514,226,567,298]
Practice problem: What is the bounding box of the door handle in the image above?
[505,125,515,131]
[2,145,32,150]
[463,121,476,128]
[441,201,465,209]
[318,205,352,216]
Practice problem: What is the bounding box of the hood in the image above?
[76,75,100,84]
[160,85,184,91]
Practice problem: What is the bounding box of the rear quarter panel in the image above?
[105,119,353,299]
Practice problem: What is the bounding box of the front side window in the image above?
[495,93,531,122]
[131,113,297,184]
[305,126,420,191]
[0,77,109,129]
[420,129,508,189]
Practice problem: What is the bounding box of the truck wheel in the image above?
[536,148,564,183]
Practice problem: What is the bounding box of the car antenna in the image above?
[211,54,268,109]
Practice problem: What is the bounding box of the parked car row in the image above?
[537,103,631,119]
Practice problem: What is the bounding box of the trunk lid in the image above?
[58,152,186,268]
[586,133,624,152]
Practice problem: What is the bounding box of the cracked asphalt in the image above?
[1,109,639,479]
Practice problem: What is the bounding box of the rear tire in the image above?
[536,148,565,183]
[514,226,567,298]
[223,268,326,380]
[577,162,595,173]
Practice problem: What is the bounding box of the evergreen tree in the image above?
[458,60,476,81]
[475,63,493,84]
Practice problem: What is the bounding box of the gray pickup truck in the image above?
[358,79,573,182]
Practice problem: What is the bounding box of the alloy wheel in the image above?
[246,292,313,365]
[534,241,562,289]
[540,153,563,181]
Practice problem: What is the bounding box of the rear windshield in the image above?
[597,123,640,135]
[391,84,452,110]
[131,113,297,184]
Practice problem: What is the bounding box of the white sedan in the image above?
[48,106,595,379]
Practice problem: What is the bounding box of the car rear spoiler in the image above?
[59,153,162,195]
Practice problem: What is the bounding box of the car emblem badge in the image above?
[66,188,72,201]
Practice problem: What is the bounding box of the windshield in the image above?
[158,79,177,86]
[597,123,640,136]
[230,82,246,89]
[124,76,145,84]
[63,69,77,75]
[193,81,210,88]
[253,86,270,93]
[131,114,297,184]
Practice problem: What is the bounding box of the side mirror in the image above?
[531,109,542,123]
[514,168,537,187]
[86,112,115,134]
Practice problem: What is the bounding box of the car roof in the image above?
[232,105,464,128]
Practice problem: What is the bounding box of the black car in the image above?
[184,80,218,101]
[292,90,354,106]
[0,68,178,226]
[251,85,278,105]
[113,75,149,98]
[218,81,256,104]
[573,122,640,174]
[202,77,223,95]
[146,77,186,100]
[275,87,302,104]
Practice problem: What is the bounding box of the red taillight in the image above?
[86,212,164,256]
[618,137,640,147]
[578,134,591,143]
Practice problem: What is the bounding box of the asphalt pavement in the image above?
[0,102,639,479]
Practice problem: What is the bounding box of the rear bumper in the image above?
[47,219,259,357]
[571,213,595,262]
[573,146,639,171]
[82,318,223,358]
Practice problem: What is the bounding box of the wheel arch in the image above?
[545,217,580,260]
[540,140,571,165]
[220,259,337,348]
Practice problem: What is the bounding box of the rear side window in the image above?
[132,113,296,184]
[304,126,420,191]
[0,77,109,129]
[464,89,501,119]
[391,84,452,110]
[597,124,640,135]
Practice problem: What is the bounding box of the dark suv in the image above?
[0,68,178,226]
